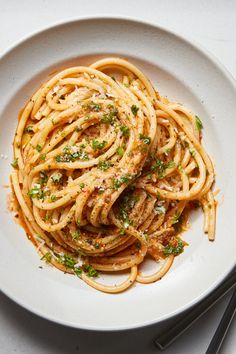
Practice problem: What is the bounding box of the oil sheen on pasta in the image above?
[10,58,216,293]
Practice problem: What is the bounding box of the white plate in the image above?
[0,17,236,331]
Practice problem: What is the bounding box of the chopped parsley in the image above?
[172,211,181,225]
[58,254,76,269]
[117,191,138,229]
[92,140,107,150]
[51,172,63,184]
[165,148,171,155]
[150,158,176,178]
[173,212,184,232]
[86,102,102,112]
[101,106,118,124]
[24,126,34,133]
[97,188,105,194]
[139,134,151,145]
[98,160,112,171]
[83,264,99,278]
[178,164,184,173]
[11,158,18,169]
[40,153,47,161]
[28,185,45,199]
[72,229,81,240]
[131,105,139,116]
[55,146,89,162]
[189,148,196,157]
[163,239,184,257]
[39,171,48,185]
[44,213,52,221]
[74,267,82,277]
[40,252,52,263]
[120,125,130,137]
[111,175,131,190]
[195,115,203,131]
[50,194,58,202]
[166,161,176,169]
[119,228,126,235]
[116,145,124,157]
[36,144,42,152]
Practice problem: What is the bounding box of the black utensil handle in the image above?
[206,288,236,354]
[154,271,236,351]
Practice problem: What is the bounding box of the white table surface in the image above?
[0,1,235,353]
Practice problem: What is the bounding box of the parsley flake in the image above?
[92,140,107,150]
[36,144,42,152]
[11,158,18,169]
[131,105,139,116]
[163,239,184,257]
[51,173,63,184]
[120,125,130,137]
[195,115,203,131]
[139,134,151,145]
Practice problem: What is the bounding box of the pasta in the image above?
[10,57,216,293]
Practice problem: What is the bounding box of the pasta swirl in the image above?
[10,58,216,293]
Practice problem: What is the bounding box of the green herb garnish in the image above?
[150,159,175,178]
[98,160,112,171]
[92,140,107,150]
[172,211,181,225]
[58,254,76,269]
[189,148,196,157]
[111,175,131,190]
[51,172,63,184]
[101,106,118,124]
[120,125,130,137]
[139,134,151,145]
[163,239,184,257]
[86,102,102,112]
[36,144,42,152]
[39,171,48,185]
[50,194,57,202]
[11,158,18,169]
[40,153,47,161]
[55,148,89,162]
[116,146,124,157]
[83,264,99,278]
[28,185,45,199]
[72,229,81,240]
[41,252,52,263]
[74,267,82,277]
[195,115,203,131]
[24,126,34,133]
[131,105,139,116]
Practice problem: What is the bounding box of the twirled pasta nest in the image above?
[10,58,216,293]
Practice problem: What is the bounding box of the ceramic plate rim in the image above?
[0,15,236,331]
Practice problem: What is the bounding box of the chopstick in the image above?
[154,270,236,351]
[206,288,236,354]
